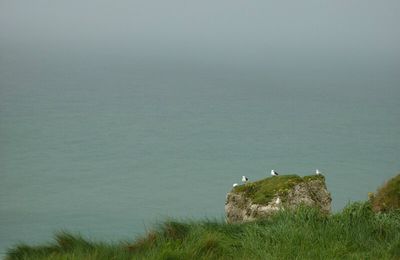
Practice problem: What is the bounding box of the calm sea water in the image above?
[1,53,399,254]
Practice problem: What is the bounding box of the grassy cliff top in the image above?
[7,203,400,259]
[371,174,400,212]
[233,174,325,204]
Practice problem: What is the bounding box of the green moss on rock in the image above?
[303,174,325,182]
[233,174,325,205]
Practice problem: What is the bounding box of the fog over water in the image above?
[1,0,400,254]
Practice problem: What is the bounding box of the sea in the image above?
[1,50,399,255]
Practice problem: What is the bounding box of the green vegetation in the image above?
[7,174,400,259]
[371,174,400,212]
[7,202,400,260]
[233,174,325,204]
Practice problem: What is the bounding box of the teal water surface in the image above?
[1,53,399,254]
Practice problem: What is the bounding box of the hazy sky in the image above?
[1,1,400,62]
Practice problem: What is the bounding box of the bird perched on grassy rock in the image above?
[271,170,279,176]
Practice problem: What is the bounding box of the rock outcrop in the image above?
[225,175,332,223]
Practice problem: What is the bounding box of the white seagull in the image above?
[275,197,281,204]
[242,176,249,183]
[271,170,279,176]
[233,183,239,187]
[316,169,321,175]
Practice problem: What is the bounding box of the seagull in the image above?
[275,197,281,204]
[242,176,249,183]
[233,183,239,187]
[271,170,279,176]
[316,169,321,175]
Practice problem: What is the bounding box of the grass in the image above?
[233,174,325,204]
[7,202,400,260]
[371,174,400,212]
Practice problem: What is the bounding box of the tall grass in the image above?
[7,202,400,259]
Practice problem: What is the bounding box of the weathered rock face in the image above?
[225,192,281,223]
[225,176,332,223]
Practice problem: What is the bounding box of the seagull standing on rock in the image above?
[233,183,239,187]
[271,170,279,176]
[242,176,249,183]
[316,169,321,175]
